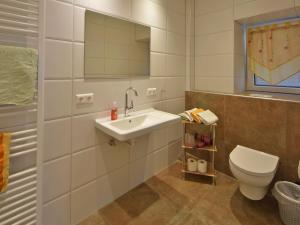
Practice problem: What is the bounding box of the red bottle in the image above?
[111,101,118,120]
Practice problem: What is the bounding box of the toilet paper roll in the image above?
[198,160,207,173]
[187,158,197,172]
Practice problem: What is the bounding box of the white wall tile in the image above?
[73,43,84,78]
[44,80,72,120]
[164,77,185,99]
[151,127,168,150]
[96,143,130,173]
[167,11,186,35]
[166,54,186,76]
[73,79,130,115]
[195,0,233,16]
[150,52,166,76]
[43,156,71,203]
[45,40,72,79]
[195,9,233,35]
[195,76,234,93]
[167,121,183,143]
[166,32,186,55]
[195,55,234,77]
[72,112,110,152]
[167,140,181,163]
[164,97,185,114]
[153,146,168,174]
[151,27,166,52]
[167,0,185,15]
[129,154,154,188]
[130,134,152,161]
[74,0,131,19]
[195,31,234,55]
[132,0,166,29]
[43,194,70,225]
[46,0,73,40]
[73,6,85,42]
[71,181,98,225]
[234,0,295,20]
[44,118,71,161]
[72,147,97,189]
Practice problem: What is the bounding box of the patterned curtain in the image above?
[247,20,300,84]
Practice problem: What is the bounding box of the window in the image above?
[246,18,300,95]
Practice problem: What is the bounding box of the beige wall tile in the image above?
[195,77,234,93]
[132,0,166,29]
[151,27,166,52]
[195,31,234,55]
[195,0,233,16]
[151,52,166,76]
[166,32,186,55]
[195,55,234,77]
[166,54,186,76]
[74,0,131,19]
[46,0,73,40]
[44,80,72,120]
[195,8,233,35]
[43,156,71,203]
[45,40,72,79]
[43,194,71,225]
[73,43,84,78]
[72,147,97,189]
[44,118,71,161]
[73,6,85,42]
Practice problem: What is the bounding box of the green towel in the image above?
[0,45,38,106]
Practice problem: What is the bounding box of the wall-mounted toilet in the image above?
[229,145,279,200]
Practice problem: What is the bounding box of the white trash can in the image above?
[272,181,300,225]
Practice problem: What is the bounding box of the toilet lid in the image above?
[229,145,279,176]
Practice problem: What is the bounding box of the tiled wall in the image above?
[42,0,186,224]
[194,0,300,93]
[186,91,300,183]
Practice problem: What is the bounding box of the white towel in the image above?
[197,110,218,125]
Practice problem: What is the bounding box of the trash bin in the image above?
[272,181,300,225]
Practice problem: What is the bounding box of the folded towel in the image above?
[0,133,11,193]
[0,45,38,105]
[191,108,205,123]
[197,110,218,125]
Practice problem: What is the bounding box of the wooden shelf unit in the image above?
[181,121,217,185]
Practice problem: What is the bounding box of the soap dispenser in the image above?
[111,101,118,120]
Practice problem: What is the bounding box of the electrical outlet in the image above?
[146,88,157,96]
[76,93,94,104]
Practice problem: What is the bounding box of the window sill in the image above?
[236,90,300,103]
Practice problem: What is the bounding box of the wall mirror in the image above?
[84,10,151,78]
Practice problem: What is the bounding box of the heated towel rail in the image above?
[0,0,39,224]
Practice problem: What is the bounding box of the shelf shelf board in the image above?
[182,145,217,152]
[182,169,216,177]
[181,120,217,126]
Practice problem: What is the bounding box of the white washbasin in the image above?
[95,108,180,141]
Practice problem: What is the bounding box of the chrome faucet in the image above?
[124,87,138,117]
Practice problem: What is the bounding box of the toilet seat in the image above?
[230,145,279,177]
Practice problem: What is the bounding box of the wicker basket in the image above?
[272,181,300,225]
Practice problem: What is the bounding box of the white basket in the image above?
[272,181,300,225]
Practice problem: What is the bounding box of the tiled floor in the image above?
[79,162,283,225]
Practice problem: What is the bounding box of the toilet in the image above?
[229,145,279,200]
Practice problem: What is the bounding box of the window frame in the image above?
[245,18,300,95]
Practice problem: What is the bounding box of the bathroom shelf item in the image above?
[181,121,217,185]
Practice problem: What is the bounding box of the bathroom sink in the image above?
[95,108,180,141]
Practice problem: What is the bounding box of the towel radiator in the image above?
[0,0,40,224]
